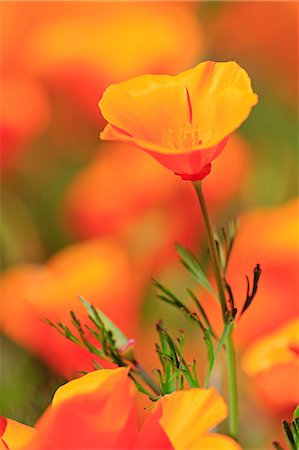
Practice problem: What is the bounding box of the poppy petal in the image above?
[196,433,242,450]
[28,368,138,449]
[158,388,227,448]
[242,318,299,376]
[133,405,173,450]
[99,75,190,145]
[177,61,258,147]
[0,417,36,450]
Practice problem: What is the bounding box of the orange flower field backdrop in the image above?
[0,2,298,450]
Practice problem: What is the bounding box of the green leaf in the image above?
[272,442,284,450]
[155,322,200,392]
[175,243,217,299]
[225,217,239,271]
[223,279,235,314]
[293,405,299,420]
[186,288,216,338]
[152,279,185,308]
[92,360,104,370]
[214,217,239,274]
[129,374,159,401]
[214,231,226,274]
[241,264,262,316]
[154,280,205,332]
[79,296,129,350]
[282,420,296,450]
[181,363,199,389]
[291,418,299,448]
[203,328,214,387]
[215,320,234,359]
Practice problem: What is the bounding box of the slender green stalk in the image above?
[203,365,213,389]
[225,331,238,440]
[193,183,227,318]
[193,180,238,441]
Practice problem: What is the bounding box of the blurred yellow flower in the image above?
[242,318,299,376]
[242,318,299,415]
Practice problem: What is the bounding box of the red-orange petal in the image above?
[0,417,36,450]
[133,406,173,450]
[27,368,138,449]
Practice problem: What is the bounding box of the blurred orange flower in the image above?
[201,198,299,346]
[0,77,50,171]
[206,2,297,107]
[242,318,299,416]
[64,135,251,274]
[99,61,257,180]
[0,239,141,377]
[1,368,241,450]
[11,2,203,124]
[64,141,200,274]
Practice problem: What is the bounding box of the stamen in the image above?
[162,123,204,151]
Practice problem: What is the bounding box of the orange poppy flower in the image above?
[0,239,141,377]
[99,61,257,180]
[242,318,299,416]
[1,368,241,449]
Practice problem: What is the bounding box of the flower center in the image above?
[162,122,211,151]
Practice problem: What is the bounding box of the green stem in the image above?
[225,330,238,440]
[193,182,227,318]
[193,181,238,441]
[203,366,212,389]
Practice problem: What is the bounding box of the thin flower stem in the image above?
[193,183,227,318]
[193,180,238,441]
[203,366,212,389]
[225,330,238,440]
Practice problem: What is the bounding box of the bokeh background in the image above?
[0,2,298,449]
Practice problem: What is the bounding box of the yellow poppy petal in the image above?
[100,124,185,155]
[100,123,224,158]
[1,417,36,450]
[196,433,242,450]
[99,74,190,145]
[242,318,299,376]
[158,387,227,449]
[177,61,258,147]
[52,367,130,408]
[30,367,138,449]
